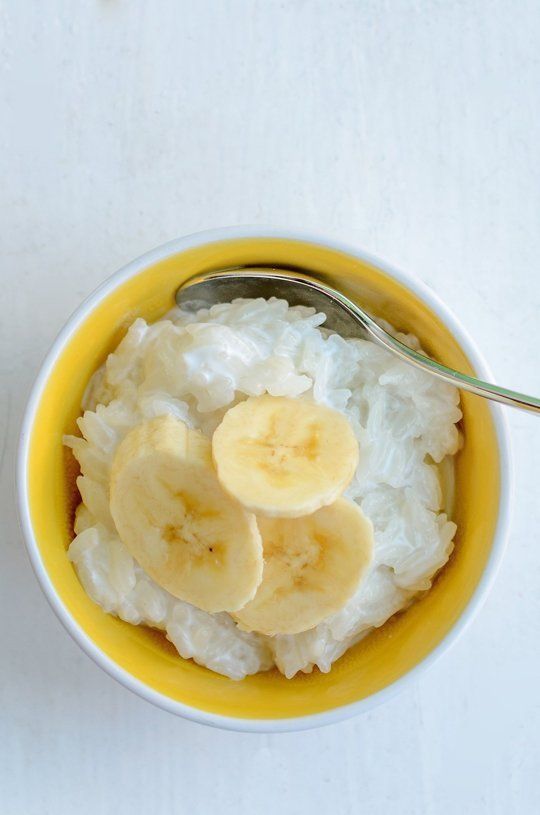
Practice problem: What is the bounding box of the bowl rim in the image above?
[16,225,513,732]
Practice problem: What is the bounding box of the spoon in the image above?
[176,267,540,413]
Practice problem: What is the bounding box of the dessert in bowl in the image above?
[17,227,510,731]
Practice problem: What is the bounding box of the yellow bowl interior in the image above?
[26,237,500,720]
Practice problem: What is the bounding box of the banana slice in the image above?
[109,415,263,613]
[234,499,373,635]
[212,395,359,518]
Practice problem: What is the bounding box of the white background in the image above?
[1,1,539,813]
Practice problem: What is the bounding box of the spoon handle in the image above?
[361,310,540,414]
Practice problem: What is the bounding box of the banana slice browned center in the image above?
[109,415,263,613]
[234,499,374,636]
[212,395,359,518]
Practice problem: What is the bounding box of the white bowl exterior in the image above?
[16,226,513,732]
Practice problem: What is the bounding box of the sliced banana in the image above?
[234,499,373,636]
[212,395,359,518]
[109,415,263,613]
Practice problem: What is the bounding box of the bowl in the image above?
[17,226,512,732]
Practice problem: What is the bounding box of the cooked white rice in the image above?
[64,297,461,680]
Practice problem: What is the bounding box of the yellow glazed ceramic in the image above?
[18,228,511,731]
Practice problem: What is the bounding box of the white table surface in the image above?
[2,2,539,813]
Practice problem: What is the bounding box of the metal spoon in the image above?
[176,267,540,413]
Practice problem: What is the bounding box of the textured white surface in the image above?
[1,1,539,813]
